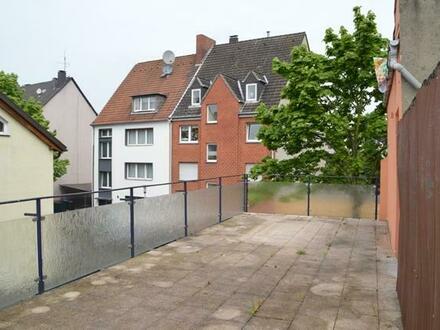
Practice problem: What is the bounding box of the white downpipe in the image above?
[388,39,422,90]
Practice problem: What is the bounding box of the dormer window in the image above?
[246,84,257,102]
[132,95,164,112]
[0,116,8,136]
[191,89,201,106]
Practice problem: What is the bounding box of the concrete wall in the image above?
[0,107,54,221]
[93,120,170,203]
[44,80,96,194]
[400,0,440,111]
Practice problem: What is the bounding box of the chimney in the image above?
[56,70,67,88]
[229,35,238,44]
[196,34,216,64]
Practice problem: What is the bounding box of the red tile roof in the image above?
[92,54,196,125]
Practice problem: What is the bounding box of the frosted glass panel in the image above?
[248,182,308,215]
[43,202,131,289]
[187,187,218,234]
[134,193,185,255]
[0,217,37,309]
[222,183,244,220]
[310,183,375,219]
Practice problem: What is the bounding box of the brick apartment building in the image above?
[171,33,309,189]
[92,32,309,200]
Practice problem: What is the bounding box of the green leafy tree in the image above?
[0,71,69,181]
[253,7,388,184]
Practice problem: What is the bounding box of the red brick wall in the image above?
[171,76,270,191]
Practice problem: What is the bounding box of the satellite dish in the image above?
[36,88,42,95]
[162,64,173,76]
[162,50,175,64]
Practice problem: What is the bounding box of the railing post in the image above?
[243,174,249,212]
[129,187,135,258]
[307,176,311,216]
[35,198,45,295]
[183,181,188,236]
[374,177,379,220]
[218,177,222,223]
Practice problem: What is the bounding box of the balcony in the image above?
[0,176,401,329]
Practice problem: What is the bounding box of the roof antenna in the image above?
[266,31,270,37]
[57,50,70,72]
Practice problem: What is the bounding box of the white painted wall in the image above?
[93,121,171,203]
[44,80,96,194]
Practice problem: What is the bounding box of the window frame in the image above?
[206,182,218,189]
[125,162,153,181]
[246,123,262,143]
[99,171,112,188]
[132,96,158,113]
[99,129,112,138]
[0,116,8,136]
[191,89,201,107]
[207,104,218,124]
[206,143,217,163]
[99,141,112,159]
[179,125,199,144]
[246,83,258,102]
[125,128,154,146]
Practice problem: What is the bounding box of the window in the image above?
[132,96,160,112]
[126,128,154,145]
[246,83,257,102]
[191,89,201,106]
[179,163,198,181]
[207,144,217,163]
[99,171,112,188]
[247,123,261,142]
[179,125,198,143]
[125,163,153,180]
[0,116,8,135]
[99,129,112,138]
[207,104,218,123]
[206,182,218,188]
[99,141,112,159]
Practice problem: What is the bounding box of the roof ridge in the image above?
[134,53,195,66]
[215,31,306,47]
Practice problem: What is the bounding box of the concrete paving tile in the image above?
[199,319,244,330]
[244,316,290,329]
[184,288,230,310]
[256,291,302,320]
[379,310,403,329]
[334,313,379,330]
[341,297,378,317]
[289,313,334,330]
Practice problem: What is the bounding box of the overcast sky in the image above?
[1,0,394,112]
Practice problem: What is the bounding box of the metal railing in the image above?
[0,174,379,308]
[0,174,248,299]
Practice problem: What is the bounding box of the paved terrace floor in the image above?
[0,214,402,329]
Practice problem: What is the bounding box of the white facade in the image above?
[93,120,171,203]
[43,80,96,194]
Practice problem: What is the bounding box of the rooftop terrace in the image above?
[0,214,401,329]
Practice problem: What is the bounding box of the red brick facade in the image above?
[172,76,270,190]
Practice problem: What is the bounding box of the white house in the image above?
[23,70,97,209]
[91,35,215,204]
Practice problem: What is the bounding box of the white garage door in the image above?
[179,163,198,181]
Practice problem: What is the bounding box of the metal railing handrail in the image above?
[0,174,245,206]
